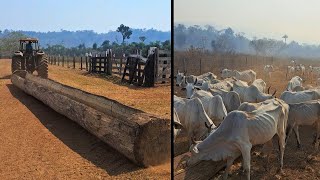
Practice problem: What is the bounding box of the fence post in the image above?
[120,56,123,75]
[62,56,64,67]
[107,50,112,75]
[80,56,83,70]
[85,56,88,71]
[57,56,60,66]
[200,58,202,74]
[104,53,107,74]
[67,56,69,68]
[73,56,75,69]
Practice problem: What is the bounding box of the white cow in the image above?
[191,90,227,125]
[252,79,267,93]
[280,89,320,104]
[286,76,303,91]
[173,108,183,142]
[187,99,289,179]
[311,67,320,82]
[286,100,320,149]
[186,72,218,85]
[232,81,276,103]
[221,69,256,85]
[297,64,305,76]
[286,66,295,79]
[264,65,274,79]
[174,96,215,142]
[210,88,241,112]
[176,71,186,87]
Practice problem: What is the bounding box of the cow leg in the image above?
[223,155,237,180]
[314,123,320,151]
[278,132,286,173]
[293,125,301,148]
[240,144,252,180]
[262,140,273,171]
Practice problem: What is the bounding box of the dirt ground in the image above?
[174,62,320,180]
[48,63,170,119]
[0,59,170,179]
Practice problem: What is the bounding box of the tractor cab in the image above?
[19,38,40,53]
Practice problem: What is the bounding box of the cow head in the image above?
[221,69,233,79]
[176,71,185,86]
[204,122,215,135]
[187,137,203,167]
[185,78,201,99]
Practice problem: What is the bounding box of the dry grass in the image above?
[174,53,320,179]
[48,65,171,119]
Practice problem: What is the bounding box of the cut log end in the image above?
[133,114,171,166]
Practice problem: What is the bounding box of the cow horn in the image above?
[267,86,271,94]
[184,77,187,84]
[194,78,198,85]
[205,122,210,129]
[272,90,277,97]
[191,137,196,145]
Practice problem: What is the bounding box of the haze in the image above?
[175,0,320,44]
[0,0,171,32]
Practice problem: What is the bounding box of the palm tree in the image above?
[282,35,288,43]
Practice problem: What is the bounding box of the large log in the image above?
[11,72,170,167]
[174,152,227,180]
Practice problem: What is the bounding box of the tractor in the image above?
[11,38,48,78]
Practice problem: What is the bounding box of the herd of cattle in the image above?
[174,62,320,180]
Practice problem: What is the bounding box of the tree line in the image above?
[174,24,320,58]
[0,24,171,58]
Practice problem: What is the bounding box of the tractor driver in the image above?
[26,41,33,54]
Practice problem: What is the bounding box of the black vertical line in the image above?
[170,0,174,179]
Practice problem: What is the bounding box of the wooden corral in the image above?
[155,49,171,83]
[48,48,171,85]
[11,71,171,167]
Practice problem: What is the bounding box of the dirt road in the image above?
[0,59,170,179]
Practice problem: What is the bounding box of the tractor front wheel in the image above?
[37,56,48,79]
[11,56,22,73]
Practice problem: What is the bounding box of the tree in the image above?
[174,24,187,48]
[92,43,97,50]
[211,33,235,55]
[116,24,132,44]
[139,36,146,43]
[0,31,27,56]
[282,34,288,44]
[101,40,111,51]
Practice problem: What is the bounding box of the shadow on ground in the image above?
[7,84,142,176]
[0,75,11,79]
[81,71,167,90]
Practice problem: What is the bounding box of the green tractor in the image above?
[11,38,48,78]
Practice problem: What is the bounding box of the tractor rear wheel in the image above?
[37,56,48,79]
[11,56,22,73]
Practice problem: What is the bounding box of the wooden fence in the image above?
[48,48,171,84]
[155,49,171,83]
[48,53,126,76]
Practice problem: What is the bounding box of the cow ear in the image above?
[181,87,186,91]
[195,86,201,90]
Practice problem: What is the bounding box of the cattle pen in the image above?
[174,51,320,180]
[48,48,171,85]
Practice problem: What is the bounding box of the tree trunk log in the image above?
[11,72,170,167]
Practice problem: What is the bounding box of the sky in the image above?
[175,0,320,45]
[0,0,171,33]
